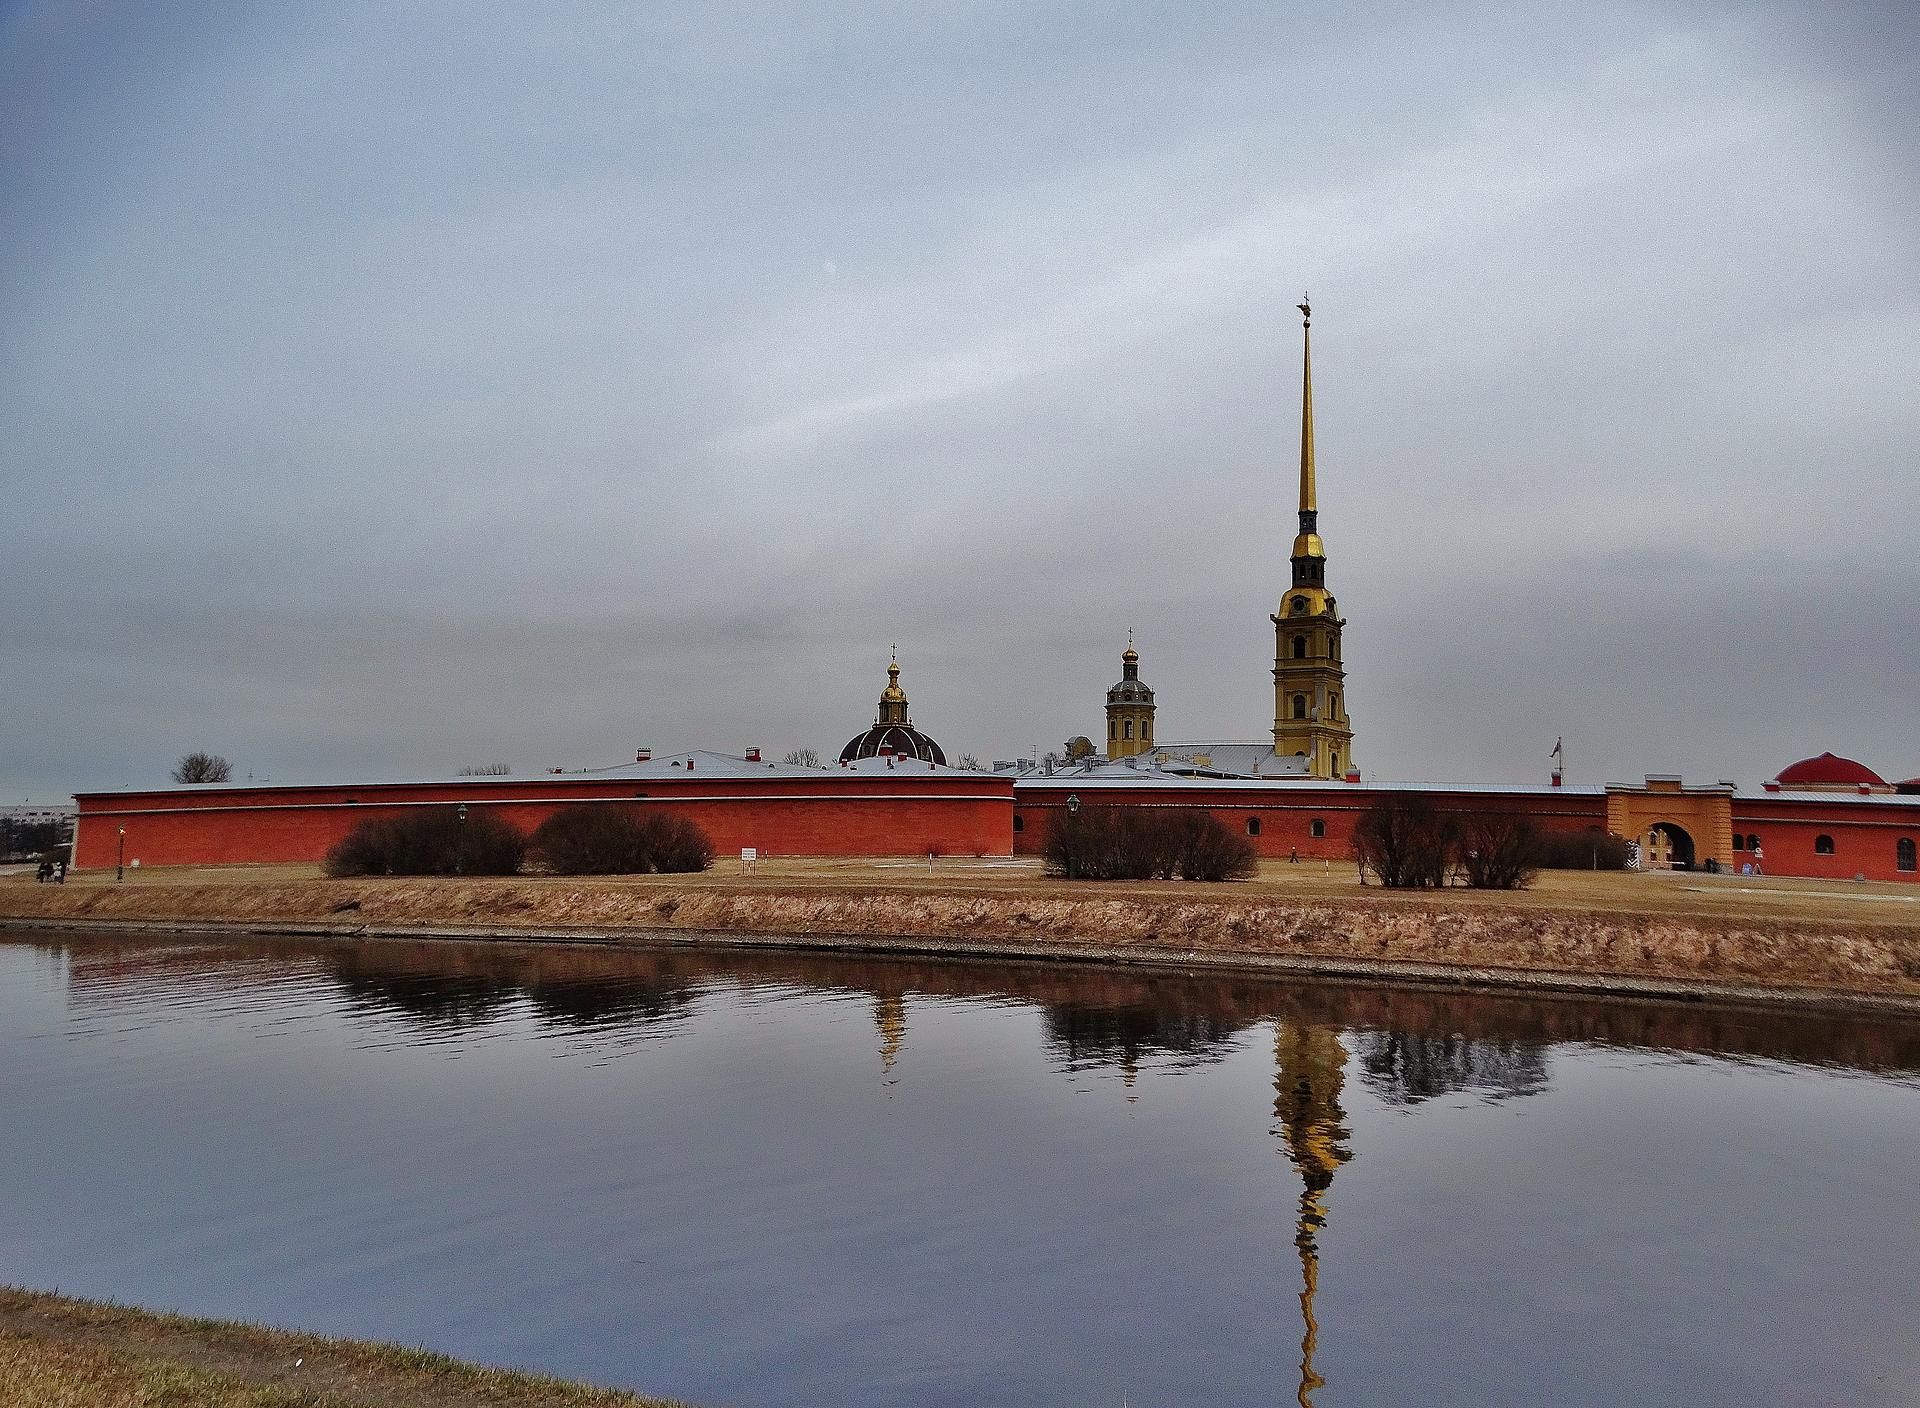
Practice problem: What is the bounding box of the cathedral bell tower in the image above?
[1272,298,1354,778]
[1105,632,1155,759]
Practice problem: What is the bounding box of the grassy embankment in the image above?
[5,858,1919,1005]
[0,1286,687,1408]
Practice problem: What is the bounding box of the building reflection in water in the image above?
[1273,1021,1352,1407]
[875,991,906,1084]
[1353,1030,1549,1105]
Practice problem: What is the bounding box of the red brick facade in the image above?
[73,770,1014,869]
[1012,782,1608,862]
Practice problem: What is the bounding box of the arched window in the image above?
[1748,834,1761,851]
[1330,694,1339,716]
[1815,834,1835,855]
[1732,834,1746,851]
[1310,818,1326,838]
[1332,636,1339,661]
[1292,635,1308,659]
[1012,815,1024,834]
[1123,719,1133,740]
[1292,694,1308,720]
[1899,837,1916,872]
[1247,817,1262,836]
[1330,751,1340,773]
[1143,722,1152,741]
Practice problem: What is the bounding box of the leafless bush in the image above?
[1353,795,1458,888]
[1458,813,1540,890]
[642,813,715,873]
[172,752,232,784]
[325,807,526,877]
[456,763,512,776]
[782,748,823,768]
[1532,829,1631,870]
[1043,807,1256,882]
[529,805,713,875]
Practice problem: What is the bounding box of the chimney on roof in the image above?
[1344,769,1361,783]
[636,748,651,763]
[687,758,695,772]
[1551,771,1563,788]
[879,745,894,758]
[1859,781,1872,794]
[1763,780,1780,792]
[745,747,761,763]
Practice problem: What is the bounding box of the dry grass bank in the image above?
[5,858,1919,1003]
[0,1286,686,1408]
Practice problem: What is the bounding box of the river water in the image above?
[1,930,1916,1407]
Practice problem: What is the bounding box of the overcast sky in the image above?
[3,0,1916,799]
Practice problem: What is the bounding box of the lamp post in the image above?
[1066,794,1081,816]
[455,803,468,876]
[116,827,126,883]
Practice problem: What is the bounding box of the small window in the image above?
[1292,635,1308,659]
[1123,720,1133,740]
[1109,719,1117,739]
[1310,818,1326,838]
[1899,837,1916,872]
[1292,694,1308,720]
[1012,815,1024,834]
[1143,722,1152,741]
[1732,834,1746,851]
[1747,834,1761,851]
[1247,817,1262,837]
[1330,751,1340,773]
[1292,596,1308,614]
[1815,834,1835,855]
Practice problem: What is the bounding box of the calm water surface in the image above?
[2,931,1917,1407]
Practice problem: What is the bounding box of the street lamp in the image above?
[455,803,468,876]
[116,827,126,883]
[1066,794,1081,816]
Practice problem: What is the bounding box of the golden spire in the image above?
[1289,297,1325,562]
[1298,295,1315,516]
[1123,626,1138,664]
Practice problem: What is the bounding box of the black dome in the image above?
[840,724,946,765]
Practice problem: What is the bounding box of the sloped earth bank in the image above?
[4,878,1919,1010]
[0,1286,684,1408]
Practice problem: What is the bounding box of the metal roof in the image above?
[74,749,996,797]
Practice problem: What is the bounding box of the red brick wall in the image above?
[73,777,1012,869]
[1732,799,1920,883]
[1012,787,1608,860]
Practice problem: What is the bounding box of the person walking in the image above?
[1751,843,1763,876]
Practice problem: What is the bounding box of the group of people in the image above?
[34,857,66,883]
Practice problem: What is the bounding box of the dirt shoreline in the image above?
[0,1285,685,1407]
[7,870,1919,1014]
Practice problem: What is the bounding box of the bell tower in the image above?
[1105,632,1155,760]
[1272,298,1354,778]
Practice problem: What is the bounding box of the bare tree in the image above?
[783,748,823,767]
[1352,795,1457,888]
[456,763,512,776]
[1458,813,1539,890]
[172,752,232,784]
[957,753,985,771]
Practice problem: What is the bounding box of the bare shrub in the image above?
[1043,806,1255,882]
[1533,829,1631,870]
[782,748,823,768]
[1353,795,1458,888]
[172,752,232,784]
[324,807,526,877]
[640,813,714,873]
[456,763,512,776]
[1458,813,1540,890]
[530,806,651,874]
[529,806,713,875]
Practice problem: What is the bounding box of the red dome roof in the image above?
[1773,752,1886,787]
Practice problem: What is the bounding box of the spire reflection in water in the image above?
[1273,1021,1353,1407]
